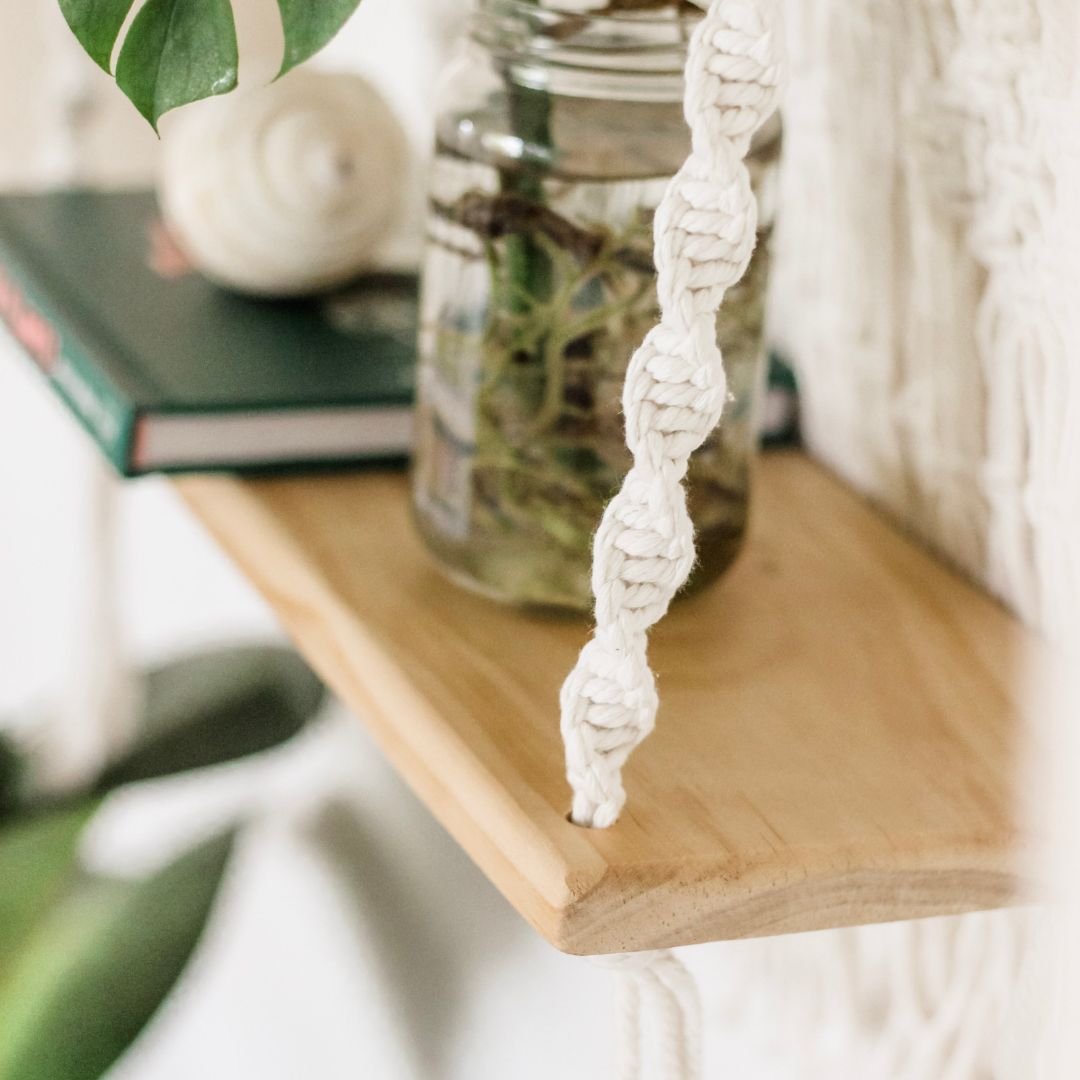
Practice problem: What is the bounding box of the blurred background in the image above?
[2,1,1076,1078]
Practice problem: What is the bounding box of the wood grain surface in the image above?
[176,453,1031,954]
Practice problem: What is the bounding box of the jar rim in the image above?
[471,0,702,76]
[476,0,704,28]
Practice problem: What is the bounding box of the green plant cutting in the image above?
[409,0,771,606]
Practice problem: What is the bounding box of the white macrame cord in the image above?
[559,0,786,828]
[598,950,704,1080]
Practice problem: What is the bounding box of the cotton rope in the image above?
[595,950,704,1080]
[558,0,786,830]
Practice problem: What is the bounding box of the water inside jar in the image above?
[412,101,767,610]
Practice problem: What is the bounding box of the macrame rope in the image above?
[559,0,786,828]
[595,950,703,1080]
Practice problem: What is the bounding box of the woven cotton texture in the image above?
[559,0,785,829]
[596,950,703,1080]
[742,0,1080,1075]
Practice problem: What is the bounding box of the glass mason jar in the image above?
[412,0,779,610]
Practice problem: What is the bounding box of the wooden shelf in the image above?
[176,453,1029,955]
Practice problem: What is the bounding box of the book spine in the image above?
[0,259,135,475]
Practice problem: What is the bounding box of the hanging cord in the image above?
[559,0,787,829]
[595,950,704,1080]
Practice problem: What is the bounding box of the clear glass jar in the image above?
[412,0,779,610]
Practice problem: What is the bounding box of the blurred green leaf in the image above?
[57,0,135,72]
[275,0,363,77]
[0,829,236,1080]
[0,736,27,818]
[97,645,325,791]
[115,0,239,129]
[0,803,97,978]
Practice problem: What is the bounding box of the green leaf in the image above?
[97,645,325,790]
[0,829,236,1080]
[59,0,365,126]
[275,0,363,77]
[0,803,97,978]
[57,0,136,72]
[0,735,27,819]
[115,0,239,129]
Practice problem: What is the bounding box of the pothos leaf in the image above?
[57,0,136,73]
[0,829,236,1080]
[115,0,239,130]
[275,0,364,77]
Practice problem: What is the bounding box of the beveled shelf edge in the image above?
[175,472,609,947]
[176,454,1031,955]
[552,859,1023,955]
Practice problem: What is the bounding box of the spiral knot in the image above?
[623,322,728,465]
[686,2,785,142]
[592,467,697,630]
[560,635,658,829]
[655,161,759,323]
[560,0,785,828]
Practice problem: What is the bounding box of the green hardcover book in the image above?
[0,190,417,476]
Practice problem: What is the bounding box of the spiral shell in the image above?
[158,71,410,297]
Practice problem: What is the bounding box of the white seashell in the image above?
[158,71,410,297]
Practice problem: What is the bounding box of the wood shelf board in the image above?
[176,453,1029,955]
